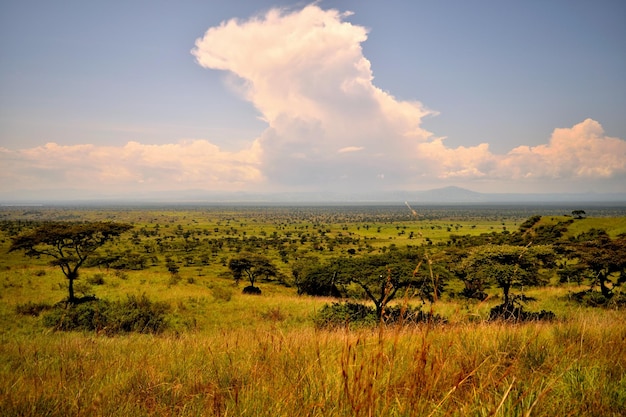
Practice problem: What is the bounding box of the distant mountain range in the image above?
[407,186,626,204]
[2,186,625,205]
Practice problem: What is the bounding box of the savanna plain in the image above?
[1,204,625,416]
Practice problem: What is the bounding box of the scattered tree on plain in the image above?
[9,222,133,303]
[228,252,280,294]
[461,244,555,306]
[295,249,444,319]
[559,229,626,299]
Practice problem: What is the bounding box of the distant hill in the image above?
[410,186,626,204]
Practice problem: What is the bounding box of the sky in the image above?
[1,0,625,201]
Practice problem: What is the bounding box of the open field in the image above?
[1,204,625,416]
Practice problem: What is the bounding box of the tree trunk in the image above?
[503,283,510,305]
[375,302,384,320]
[599,274,611,298]
[68,271,78,303]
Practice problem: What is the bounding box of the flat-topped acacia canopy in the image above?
[10,222,133,303]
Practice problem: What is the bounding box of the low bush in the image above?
[42,294,170,334]
[315,302,445,328]
[382,305,446,325]
[86,273,106,285]
[489,302,556,322]
[571,290,626,308]
[15,301,53,317]
[242,285,262,295]
[314,302,377,328]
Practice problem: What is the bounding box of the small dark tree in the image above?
[228,253,279,293]
[571,210,587,219]
[9,222,133,303]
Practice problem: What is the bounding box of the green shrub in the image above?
[314,302,377,328]
[106,294,170,334]
[315,302,445,328]
[572,290,626,309]
[382,305,446,325]
[42,295,170,334]
[42,300,110,331]
[86,273,106,285]
[15,301,53,317]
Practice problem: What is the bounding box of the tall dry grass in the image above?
[2,309,625,416]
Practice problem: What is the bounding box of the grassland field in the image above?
[1,204,625,416]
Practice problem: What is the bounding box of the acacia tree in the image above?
[461,244,555,306]
[344,250,442,319]
[9,222,133,303]
[559,229,626,298]
[228,253,279,293]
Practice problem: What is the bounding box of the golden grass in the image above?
[1,308,625,417]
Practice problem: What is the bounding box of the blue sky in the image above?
[1,1,625,200]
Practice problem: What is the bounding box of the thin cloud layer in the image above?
[1,4,625,199]
[0,140,262,195]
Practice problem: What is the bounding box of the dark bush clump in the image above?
[382,305,446,325]
[315,302,445,328]
[242,285,262,295]
[571,290,626,308]
[86,273,106,285]
[489,302,555,322]
[15,301,53,317]
[42,294,170,334]
[314,302,376,328]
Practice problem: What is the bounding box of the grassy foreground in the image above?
[1,306,625,417]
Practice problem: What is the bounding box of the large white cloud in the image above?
[193,4,436,191]
[192,4,626,191]
[2,4,625,199]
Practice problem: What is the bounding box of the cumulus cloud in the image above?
[2,4,625,198]
[499,119,626,179]
[414,119,626,182]
[193,4,435,191]
[192,4,626,192]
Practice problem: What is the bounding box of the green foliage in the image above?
[86,273,106,285]
[314,302,377,328]
[572,290,626,308]
[228,252,280,289]
[9,221,133,302]
[15,301,54,317]
[559,229,626,299]
[293,256,343,297]
[42,295,170,334]
[460,244,555,305]
[314,302,444,328]
[296,249,444,318]
[488,297,556,322]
